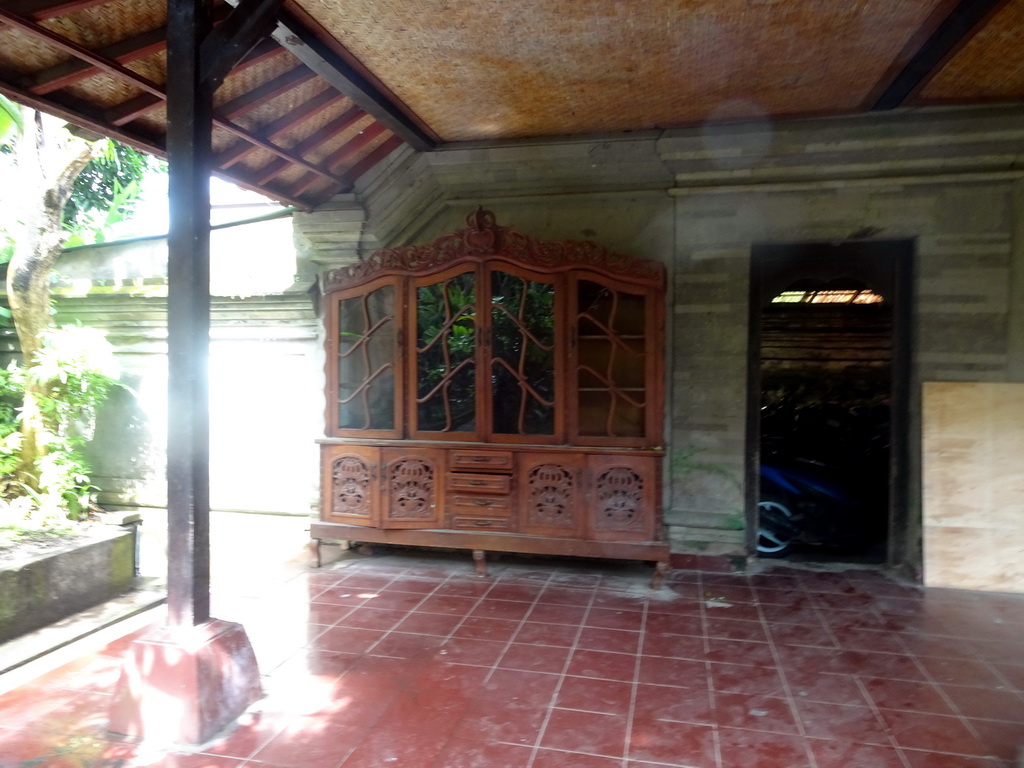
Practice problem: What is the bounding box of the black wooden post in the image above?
[108,0,279,743]
[165,0,213,628]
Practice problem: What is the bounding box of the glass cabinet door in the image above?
[571,276,653,445]
[486,267,560,442]
[410,267,480,438]
[330,277,401,437]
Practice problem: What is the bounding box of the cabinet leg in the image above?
[472,549,487,578]
[650,560,669,589]
[309,539,322,569]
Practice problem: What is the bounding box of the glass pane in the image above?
[575,280,647,438]
[337,285,396,431]
[490,271,556,435]
[416,272,477,432]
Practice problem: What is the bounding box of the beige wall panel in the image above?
[923,381,1024,592]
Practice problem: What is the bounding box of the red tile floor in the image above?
[0,551,1022,767]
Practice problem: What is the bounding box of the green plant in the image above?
[0,94,21,150]
[0,326,121,525]
[61,139,164,247]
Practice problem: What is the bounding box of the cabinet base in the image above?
[310,522,670,588]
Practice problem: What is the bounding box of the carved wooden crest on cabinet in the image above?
[323,207,663,293]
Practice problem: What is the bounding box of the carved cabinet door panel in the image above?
[408,266,482,441]
[585,454,659,541]
[517,453,586,538]
[321,445,380,526]
[327,276,404,439]
[569,276,663,448]
[380,447,444,529]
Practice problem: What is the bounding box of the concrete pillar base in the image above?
[108,619,261,745]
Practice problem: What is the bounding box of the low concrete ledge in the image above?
[0,526,137,644]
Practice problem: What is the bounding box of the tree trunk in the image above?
[5,109,99,486]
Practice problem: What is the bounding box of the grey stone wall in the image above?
[0,218,324,517]
[251,105,1024,572]
[302,104,1024,573]
[55,292,323,515]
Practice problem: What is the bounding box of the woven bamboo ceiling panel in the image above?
[917,0,1024,103]
[298,0,946,140]
[0,0,1021,209]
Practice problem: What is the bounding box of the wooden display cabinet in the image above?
[312,209,669,583]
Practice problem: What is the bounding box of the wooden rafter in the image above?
[258,87,345,139]
[0,6,168,98]
[216,65,315,119]
[25,26,168,95]
[250,104,365,182]
[5,0,112,21]
[271,6,436,152]
[872,0,1010,109]
[324,122,386,173]
[106,93,163,126]
[289,121,386,197]
[213,87,346,170]
[105,37,283,126]
[200,0,283,90]
[0,4,350,191]
[24,3,237,96]
[345,134,403,183]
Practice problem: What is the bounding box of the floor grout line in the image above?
[523,579,600,768]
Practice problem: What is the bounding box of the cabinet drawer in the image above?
[447,473,512,494]
[451,515,513,531]
[449,450,514,472]
[450,493,512,514]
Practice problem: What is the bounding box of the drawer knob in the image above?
[468,479,486,486]
[473,520,492,527]
[473,499,493,506]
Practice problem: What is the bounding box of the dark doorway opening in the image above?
[747,242,912,566]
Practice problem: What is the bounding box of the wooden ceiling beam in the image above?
[216,166,310,208]
[200,0,283,91]
[288,122,386,197]
[0,51,315,212]
[6,0,112,21]
[287,169,329,199]
[107,93,163,126]
[346,134,403,181]
[212,139,260,170]
[216,65,315,119]
[261,87,345,139]
[872,0,1009,110]
[0,78,165,157]
[0,6,166,99]
[26,5,237,96]
[325,122,386,172]
[214,115,347,185]
[233,37,283,70]
[26,26,168,95]
[295,133,404,202]
[213,87,344,170]
[268,6,434,152]
[1,4,344,187]
[252,102,361,183]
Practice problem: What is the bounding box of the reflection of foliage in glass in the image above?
[490,272,556,435]
[416,273,477,432]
